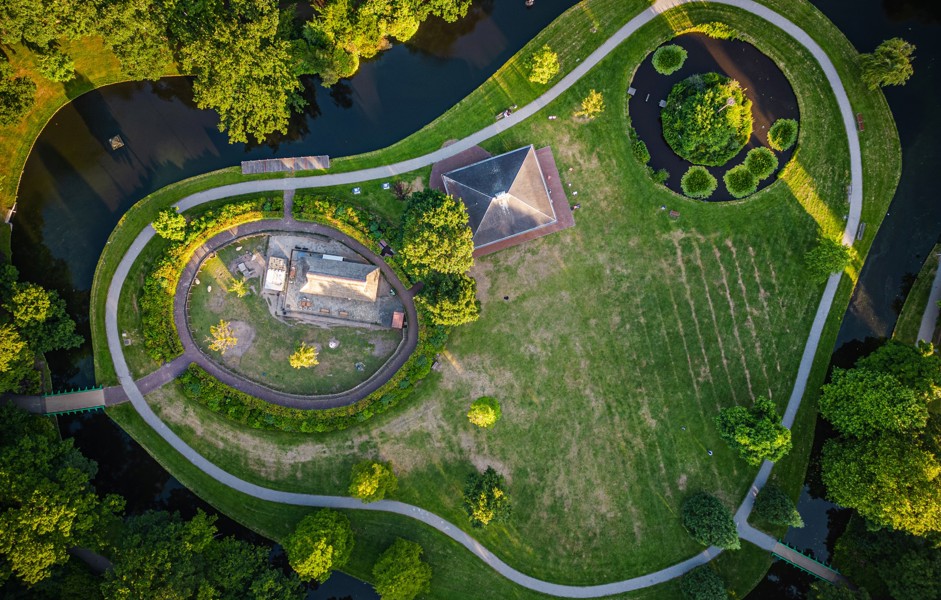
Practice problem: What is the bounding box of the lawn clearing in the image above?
[893,242,941,344]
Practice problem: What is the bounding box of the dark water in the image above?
[629,33,798,200]
[747,0,941,597]
[11,0,579,389]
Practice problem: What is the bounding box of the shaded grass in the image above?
[893,243,941,344]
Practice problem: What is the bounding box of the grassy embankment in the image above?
[893,243,941,344]
[105,0,901,597]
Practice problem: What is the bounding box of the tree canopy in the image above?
[715,396,791,466]
[415,272,479,326]
[289,342,319,369]
[371,538,432,600]
[527,45,559,84]
[681,493,740,550]
[152,208,187,241]
[0,405,124,586]
[399,190,474,278]
[573,90,604,119]
[859,38,916,90]
[752,483,803,528]
[680,565,728,600]
[805,237,851,281]
[0,60,36,126]
[283,509,354,582]
[103,509,302,599]
[819,367,927,436]
[462,467,511,528]
[349,461,398,503]
[467,396,501,428]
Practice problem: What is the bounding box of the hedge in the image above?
[139,197,282,362]
[768,118,799,151]
[179,324,450,433]
[723,164,758,199]
[744,147,778,180]
[652,44,688,75]
[680,166,718,199]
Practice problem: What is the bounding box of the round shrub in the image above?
[723,164,758,198]
[467,396,502,428]
[744,147,778,180]
[680,565,728,600]
[681,492,740,549]
[680,166,718,199]
[652,44,688,75]
[661,72,753,166]
[768,118,798,151]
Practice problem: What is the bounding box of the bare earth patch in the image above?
[223,321,255,359]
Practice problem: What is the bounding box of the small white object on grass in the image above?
[207,286,212,293]
[352,187,362,195]
[382,182,391,190]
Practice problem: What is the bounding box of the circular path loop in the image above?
[174,218,418,409]
[105,0,863,595]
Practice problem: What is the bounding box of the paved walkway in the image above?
[173,219,418,409]
[105,0,864,594]
[918,254,941,342]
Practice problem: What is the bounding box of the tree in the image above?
[859,38,916,90]
[230,277,249,298]
[527,45,559,84]
[0,0,94,49]
[348,461,398,503]
[819,367,927,436]
[462,467,511,527]
[208,319,238,354]
[744,147,778,180]
[652,44,688,75]
[283,509,354,582]
[467,396,501,428]
[178,0,302,143]
[371,538,432,600]
[680,565,728,599]
[680,166,718,199]
[822,434,941,537]
[752,484,803,527]
[681,493,740,549]
[36,46,75,82]
[4,282,52,326]
[399,190,474,277]
[152,208,187,241]
[97,0,174,81]
[13,288,82,355]
[0,60,36,126]
[0,324,36,393]
[856,340,941,398]
[573,89,604,119]
[103,510,302,599]
[805,237,850,281]
[723,164,758,198]
[768,118,798,151]
[415,272,479,326]
[715,396,791,466]
[0,405,124,586]
[289,342,319,369]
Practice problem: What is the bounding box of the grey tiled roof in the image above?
[442,145,557,248]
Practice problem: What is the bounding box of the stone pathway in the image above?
[104,0,864,594]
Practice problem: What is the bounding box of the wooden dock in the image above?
[241,155,330,175]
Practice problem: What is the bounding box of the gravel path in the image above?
[105,0,864,594]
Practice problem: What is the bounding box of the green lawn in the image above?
[92,0,902,596]
[188,252,402,395]
[893,243,941,344]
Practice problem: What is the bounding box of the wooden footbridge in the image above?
[772,540,851,587]
[241,155,330,175]
[3,386,108,416]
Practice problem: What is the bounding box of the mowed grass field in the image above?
[109,0,902,592]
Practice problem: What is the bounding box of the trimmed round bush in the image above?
[661,73,753,166]
[652,44,688,75]
[680,565,728,600]
[723,164,758,198]
[681,492,740,549]
[768,118,798,151]
[744,147,778,180]
[680,166,718,199]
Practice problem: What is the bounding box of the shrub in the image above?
[805,237,850,281]
[744,147,778,180]
[289,342,318,369]
[715,396,791,466]
[467,396,501,428]
[349,461,398,503]
[768,118,798,151]
[463,467,511,527]
[632,139,651,164]
[682,493,740,549]
[284,509,354,582]
[649,167,669,185]
[661,73,753,166]
[527,45,559,85]
[680,166,718,199]
[680,566,728,600]
[723,164,758,198]
[152,208,187,241]
[573,89,604,119]
[652,44,688,75]
[681,22,739,40]
[372,539,432,600]
[753,484,804,528]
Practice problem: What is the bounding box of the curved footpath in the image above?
[105,0,862,595]
[173,218,419,409]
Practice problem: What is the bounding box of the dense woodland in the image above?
[0,0,471,142]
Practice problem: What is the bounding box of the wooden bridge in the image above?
[241,155,330,175]
[772,540,851,586]
[4,386,108,416]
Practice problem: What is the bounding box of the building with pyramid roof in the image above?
[434,145,574,256]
